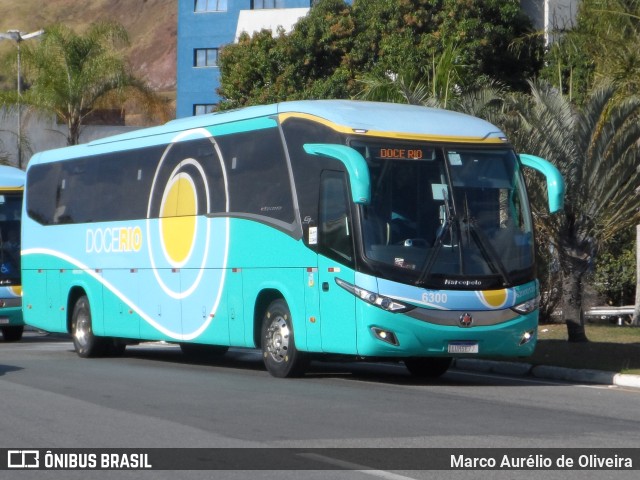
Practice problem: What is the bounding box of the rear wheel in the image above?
[261,299,307,378]
[404,357,452,378]
[71,295,108,358]
[1,325,24,342]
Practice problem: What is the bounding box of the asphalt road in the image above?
[2,331,640,480]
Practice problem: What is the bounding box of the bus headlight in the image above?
[335,278,414,313]
[511,296,540,315]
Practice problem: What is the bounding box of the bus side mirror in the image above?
[303,144,371,205]
[519,153,565,214]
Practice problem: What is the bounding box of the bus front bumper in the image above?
[356,303,538,359]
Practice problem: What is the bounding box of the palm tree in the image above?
[357,41,467,109]
[503,80,640,341]
[579,0,640,93]
[357,70,438,107]
[356,65,505,117]
[2,22,166,147]
[543,0,640,103]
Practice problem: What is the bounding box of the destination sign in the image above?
[375,146,434,160]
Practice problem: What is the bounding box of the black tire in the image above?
[261,299,307,378]
[404,357,452,378]
[180,343,229,359]
[71,295,108,358]
[1,325,24,342]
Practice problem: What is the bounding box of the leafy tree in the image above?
[350,0,542,91]
[218,0,354,109]
[542,0,640,103]
[0,22,166,146]
[502,80,640,341]
[217,0,542,107]
[541,33,593,105]
[577,0,640,89]
[217,29,289,110]
[592,230,637,306]
[0,137,9,165]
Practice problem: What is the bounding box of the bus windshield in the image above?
[0,192,22,286]
[354,141,534,290]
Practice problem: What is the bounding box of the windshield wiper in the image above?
[417,190,512,287]
[458,192,511,287]
[464,216,511,287]
[417,188,457,285]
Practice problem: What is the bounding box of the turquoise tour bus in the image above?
[0,165,25,341]
[22,100,563,377]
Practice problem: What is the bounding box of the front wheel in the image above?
[404,357,452,378]
[71,295,107,358]
[261,299,307,378]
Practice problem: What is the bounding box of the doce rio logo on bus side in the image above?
[85,226,143,254]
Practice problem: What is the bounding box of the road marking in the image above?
[298,453,417,480]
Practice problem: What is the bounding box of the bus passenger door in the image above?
[317,171,357,354]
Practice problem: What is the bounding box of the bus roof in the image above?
[28,100,507,165]
[277,100,506,141]
[0,165,25,188]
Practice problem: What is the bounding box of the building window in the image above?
[194,0,227,12]
[194,104,216,116]
[194,48,219,67]
[252,0,285,9]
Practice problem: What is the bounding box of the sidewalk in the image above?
[454,358,640,389]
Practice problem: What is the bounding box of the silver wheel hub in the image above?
[74,312,90,348]
[265,316,290,363]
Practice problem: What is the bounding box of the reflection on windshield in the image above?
[355,142,534,289]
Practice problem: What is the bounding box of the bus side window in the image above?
[319,171,354,267]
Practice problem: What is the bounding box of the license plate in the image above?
[0,317,9,325]
[448,342,479,354]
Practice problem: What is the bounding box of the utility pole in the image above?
[0,29,44,169]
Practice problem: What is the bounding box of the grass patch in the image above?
[528,324,640,374]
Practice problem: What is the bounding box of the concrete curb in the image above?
[453,358,640,389]
[612,373,640,389]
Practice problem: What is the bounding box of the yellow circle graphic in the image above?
[160,174,197,266]
[481,289,508,308]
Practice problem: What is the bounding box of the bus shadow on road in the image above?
[119,343,536,387]
[18,331,72,343]
[11,336,560,387]
[0,364,23,376]
[302,364,566,388]
[122,344,268,373]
